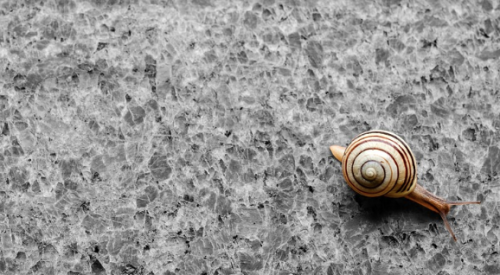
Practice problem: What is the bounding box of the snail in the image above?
[329,130,480,241]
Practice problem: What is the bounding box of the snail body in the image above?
[330,130,480,241]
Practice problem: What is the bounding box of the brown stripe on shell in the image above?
[370,131,416,193]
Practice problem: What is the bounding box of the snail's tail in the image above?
[329,145,345,162]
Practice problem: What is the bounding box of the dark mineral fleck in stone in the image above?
[386,95,416,115]
[124,106,146,126]
[375,48,390,65]
[8,166,28,190]
[148,153,172,180]
[96,42,107,51]
[484,264,500,275]
[306,41,324,68]
[91,259,106,275]
[136,186,158,208]
[430,103,450,118]
[427,253,446,272]
[462,128,476,141]
[239,253,263,271]
[478,49,500,60]
[481,146,500,176]
[279,154,295,171]
[243,11,258,29]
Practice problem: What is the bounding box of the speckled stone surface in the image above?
[0,0,499,274]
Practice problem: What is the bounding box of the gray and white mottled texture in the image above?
[0,0,499,274]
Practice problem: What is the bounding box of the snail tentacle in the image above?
[438,210,457,242]
[446,200,481,206]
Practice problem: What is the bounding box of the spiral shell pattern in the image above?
[341,130,417,198]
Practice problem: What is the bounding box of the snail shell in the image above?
[341,130,417,198]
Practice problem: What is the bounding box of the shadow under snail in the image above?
[329,130,480,241]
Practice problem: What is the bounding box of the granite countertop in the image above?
[0,0,498,274]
